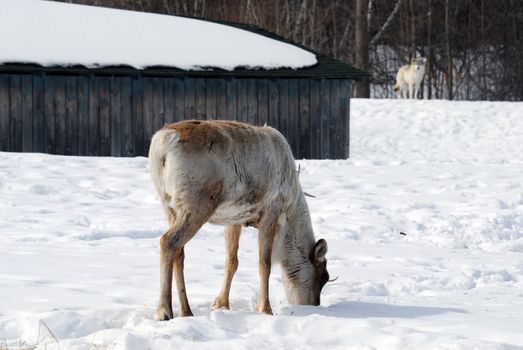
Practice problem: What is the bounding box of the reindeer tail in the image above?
[148,127,180,198]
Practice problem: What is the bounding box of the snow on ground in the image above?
[1,99,523,349]
[0,0,316,70]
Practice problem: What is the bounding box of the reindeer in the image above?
[148,120,330,321]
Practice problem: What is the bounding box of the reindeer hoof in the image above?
[179,309,194,317]
[155,306,174,321]
[212,297,230,310]
[256,303,273,315]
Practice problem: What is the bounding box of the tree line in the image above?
[59,0,523,101]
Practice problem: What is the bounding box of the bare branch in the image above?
[370,0,402,46]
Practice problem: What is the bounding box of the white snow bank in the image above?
[1,99,523,349]
[350,99,523,164]
[0,0,317,70]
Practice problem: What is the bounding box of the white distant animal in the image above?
[148,120,331,321]
[394,57,426,99]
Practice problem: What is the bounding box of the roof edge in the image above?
[0,62,365,80]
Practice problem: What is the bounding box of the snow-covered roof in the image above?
[0,0,317,71]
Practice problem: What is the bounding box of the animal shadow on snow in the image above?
[279,301,465,319]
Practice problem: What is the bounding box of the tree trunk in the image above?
[409,0,416,58]
[481,0,487,100]
[426,0,432,99]
[445,0,453,100]
[355,0,370,98]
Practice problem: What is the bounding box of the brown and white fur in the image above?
[148,120,330,321]
[394,57,426,99]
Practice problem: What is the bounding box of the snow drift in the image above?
[0,0,317,70]
[1,99,522,349]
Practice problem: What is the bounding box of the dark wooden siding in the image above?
[0,73,351,159]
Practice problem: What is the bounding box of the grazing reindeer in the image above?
[394,57,426,99]
[149,120,330,321]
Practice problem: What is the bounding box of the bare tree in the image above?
[444,0,453,99]
[426,0,433,99]
[355,0,370,98]
[370,0,401,46]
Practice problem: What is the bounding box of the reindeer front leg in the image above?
[213,225,242,310]
[256,216,280,315]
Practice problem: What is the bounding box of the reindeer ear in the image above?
[312,239,328,264]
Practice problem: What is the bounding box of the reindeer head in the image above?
[282,239,330,306]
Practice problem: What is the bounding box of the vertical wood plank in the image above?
[77,76,89,156]
[21,75,33,152]
[268,79,279,129]
[153,77,164,131]
[65,76,77,155]
[257,79,268,125]
[33,75,45,153]
[226,78,237,120]
[54,77,67,155]
[288,79,299,158]
[247,79,257,125]
[164,78,175,125]
[320,79,331,159]
[88,76,99,156]
[340,80,351,158]
[216,78,227,118]
[0,75,9,151]
[195,78,206,119]
[237,79,249,122]
[173,78,185,122]
[110,76,122,156]
[44,76,56,154]
[142,77,154,155]
[185,77,196,119]
[9,75,22,152]
[206,78,216,120]
[299,79,310,159]
[132,76,143,156]
[309,79,321,159]
[329,79,341,159]
[98,76,111,156]
[121,77,132,156]
[278,79,289,143]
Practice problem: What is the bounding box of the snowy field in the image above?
[1,99,523,349]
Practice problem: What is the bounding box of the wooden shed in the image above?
[0,8,364,159]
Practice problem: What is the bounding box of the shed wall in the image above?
[0,73,351,159]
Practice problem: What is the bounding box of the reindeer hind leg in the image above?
[156,208,212,320]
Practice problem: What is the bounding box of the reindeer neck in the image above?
[276,189,316,271]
